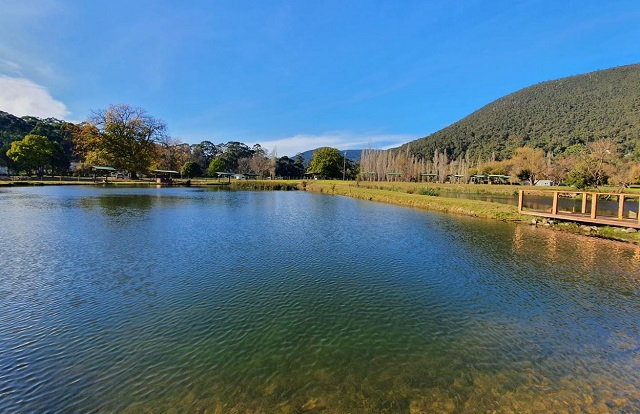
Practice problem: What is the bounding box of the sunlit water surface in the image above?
[1,186,639,413]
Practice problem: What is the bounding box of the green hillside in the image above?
[0,111,75,164]
[402,63,640,160]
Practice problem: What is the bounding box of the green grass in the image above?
[303,180,525,221]
[301,180,640,245]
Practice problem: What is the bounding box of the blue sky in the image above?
[1,1,639,156]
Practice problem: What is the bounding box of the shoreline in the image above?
[3,178,639,245]
[297,180,640,246]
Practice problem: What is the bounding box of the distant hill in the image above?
[297,148,363,167]
[400,63,640,160]
[0,111,43,145]
[0,110,74,156]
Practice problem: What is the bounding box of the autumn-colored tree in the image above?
[510,147,546,185]
[70,122,109,169]
[480,160,510,176]
[77,104,167,179]
[155,138,191,172]
[627,164,640,185]
[564,140,618,189]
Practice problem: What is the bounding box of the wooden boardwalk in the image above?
[518,189,640,229]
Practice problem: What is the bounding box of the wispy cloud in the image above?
[0,60,22,75]
[252,131,415,157]
[0,1,66,83]
[0,76,70,119]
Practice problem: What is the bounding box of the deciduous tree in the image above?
[307,147,344,179]
[510,147,546,185]
[564,140,618,189]
[6,134,66,177]
[81,104,167,179]
[207,158,226,177]
[181,161,203,178]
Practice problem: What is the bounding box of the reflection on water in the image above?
[1,186,639,413]
[441,192,519,206]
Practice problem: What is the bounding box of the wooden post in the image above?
[618,194,625,220]
[590,193,598,219]
[518,190,524,213]
[581,192,588,214]
[551,191,559,215]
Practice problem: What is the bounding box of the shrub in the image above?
[418,187,440,196]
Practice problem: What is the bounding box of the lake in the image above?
[1,186,639,413]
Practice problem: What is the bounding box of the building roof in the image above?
[152,169,180,174]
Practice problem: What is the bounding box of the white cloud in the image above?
[0,76,70,119]
[253,131,415,157]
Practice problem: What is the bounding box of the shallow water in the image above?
[1,186,639,413]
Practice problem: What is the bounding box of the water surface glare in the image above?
[1,186,639,413]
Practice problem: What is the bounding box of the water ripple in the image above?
[1,188,639,412]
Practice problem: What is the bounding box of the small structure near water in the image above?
[92,166,116,182]
[518,189,640,228]
[216,172,234,184]
[152,169,180,184]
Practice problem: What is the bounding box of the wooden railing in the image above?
[518,189,640,228]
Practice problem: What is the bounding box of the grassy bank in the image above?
[302,180,525,221]
[299,180,640,245]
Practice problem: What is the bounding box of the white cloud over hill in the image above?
[0,76,69,119]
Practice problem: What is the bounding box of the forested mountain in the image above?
[0,111,75,164]
[401,63,640,160]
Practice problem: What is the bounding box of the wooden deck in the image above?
[518,189,640,229]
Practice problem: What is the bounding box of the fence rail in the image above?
[518,189,640,228]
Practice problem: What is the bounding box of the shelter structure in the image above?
[92,166,116,182]
[447,174,465,183]
[421,173,437,182]
[364,172,377,181]
[152,169,179,184]
[303,171,320,180]
[470,174,486,184]
[216,172,233,183]
[386,172,402,182]
[488,174,511,184]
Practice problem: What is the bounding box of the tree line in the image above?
[6,103,633,188]
[1,104,319,179]
[360,140,640,189]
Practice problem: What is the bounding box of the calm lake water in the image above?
[1,186,639,413]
